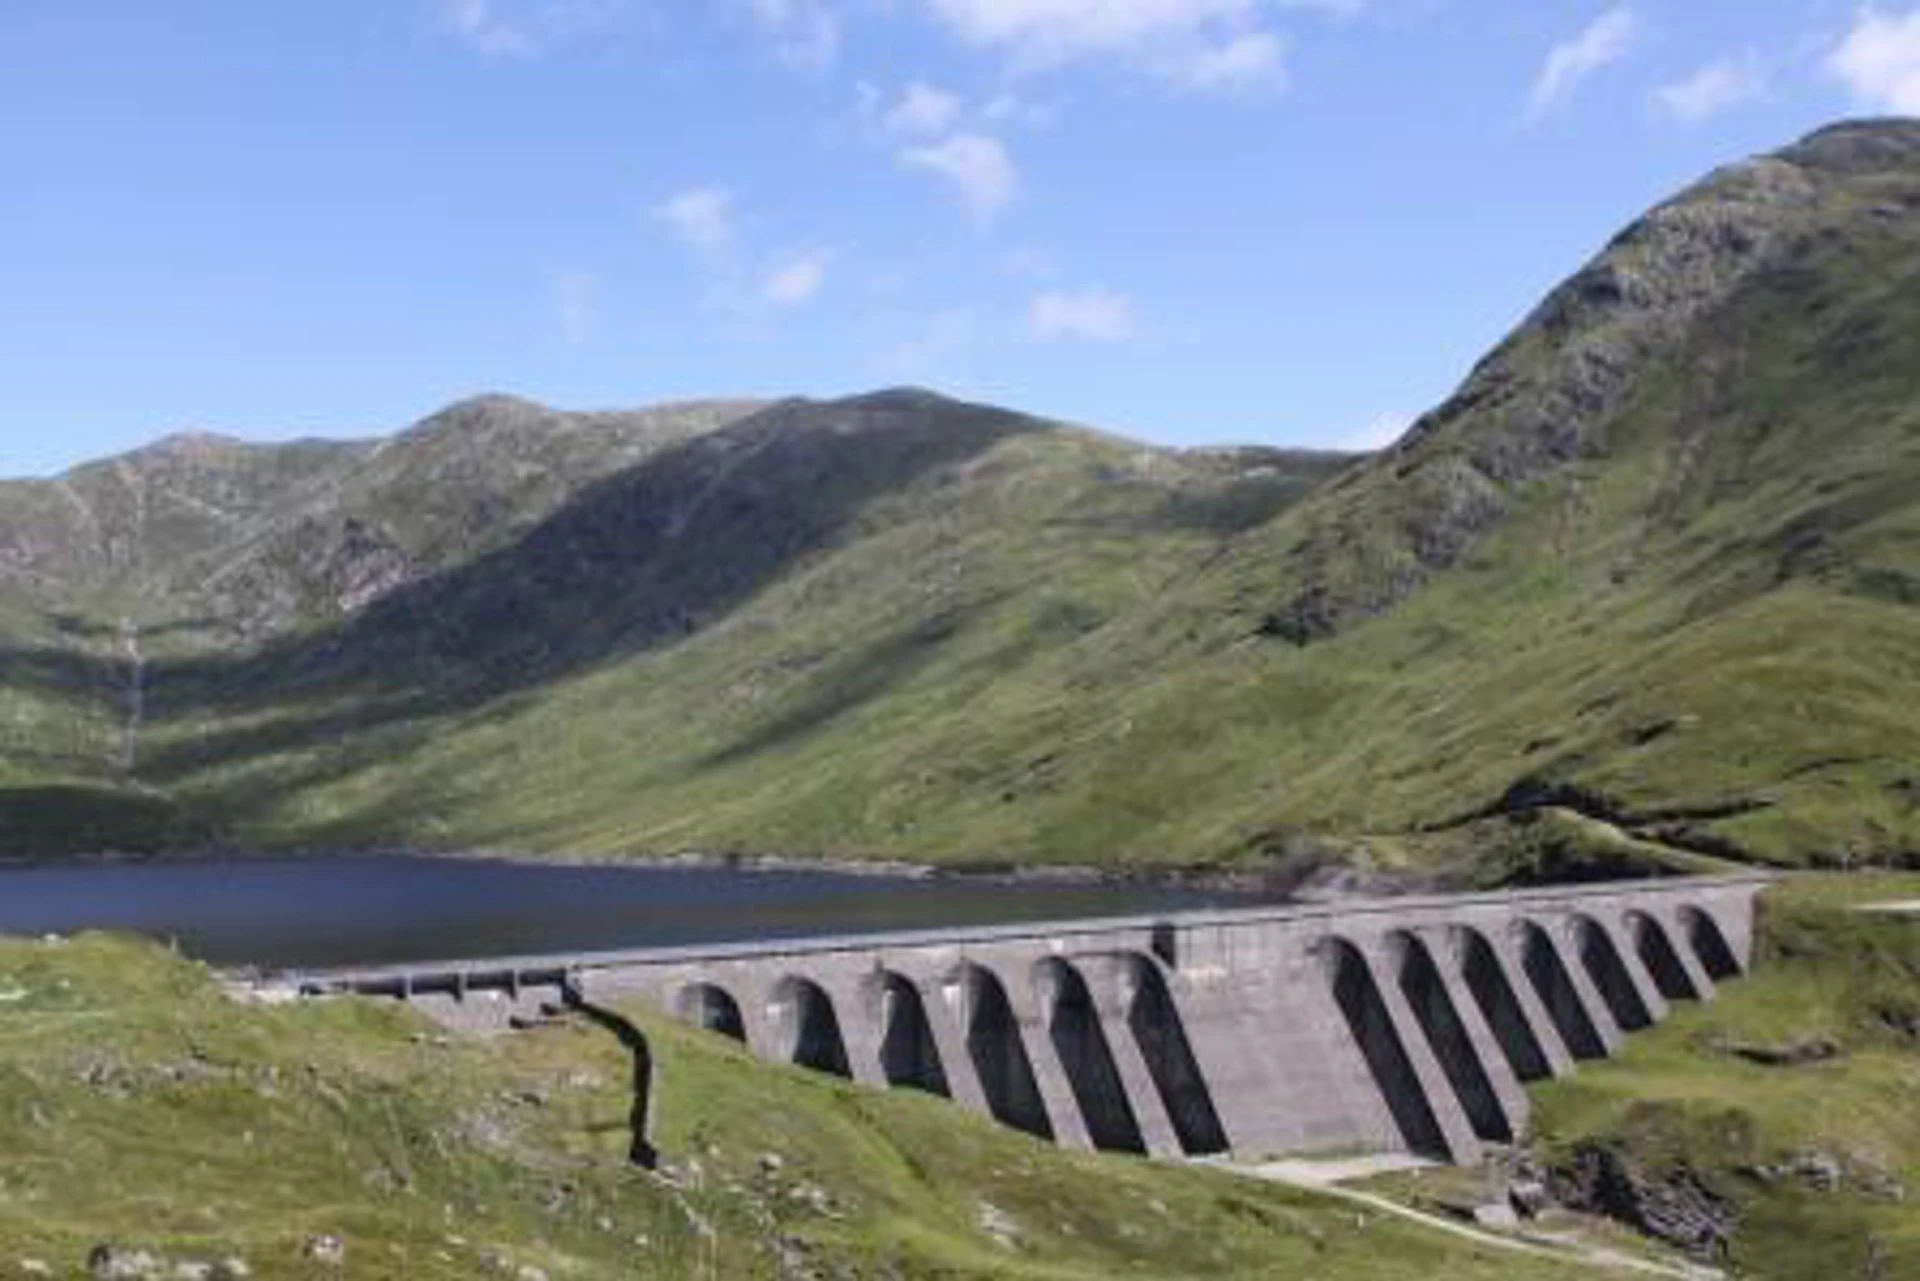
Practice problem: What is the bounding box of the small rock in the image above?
[759,1152,786,1174]
[1473,1202,1521,1230]
[19,1261,52,1278]
[212,1261,251,1281]
[516,1267,549,1281]
[302,1235,345,1268]
[87,1245,162,1279]
[172,1263,212,1280]
[1724,1037,1841,1067]
[1508,1179,1552,1218]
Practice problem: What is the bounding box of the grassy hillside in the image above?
[1,121,1916,873]
[0,932,1589,1280]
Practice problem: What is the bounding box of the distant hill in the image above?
[3,119,1917,879]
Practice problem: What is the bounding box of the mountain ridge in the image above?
[1,120,1916,877]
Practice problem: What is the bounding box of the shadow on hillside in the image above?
[129,397,1046,795]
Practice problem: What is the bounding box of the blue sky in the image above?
[4,1,1919,476]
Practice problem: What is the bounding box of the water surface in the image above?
[0,854,1282,970]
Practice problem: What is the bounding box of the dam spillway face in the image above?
[318,875,1766,1165]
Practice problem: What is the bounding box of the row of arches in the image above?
[1326,906,1741,1158]
[666,902,1743,1162]
[672,953,1228,1158]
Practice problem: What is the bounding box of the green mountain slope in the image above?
[2,120,1917,873]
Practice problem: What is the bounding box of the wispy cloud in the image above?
[433,0,626,60]
[899,132,1020,223]
[750,0,840,70]
[438,0,536,58]
[1029,286,1134,341]
[884,81,966,138]
[1828,7,1920,115]
[1526,7,1639,121]
[654,186,735,255]
[1165,29,1288,93]
[1651,54,1765,125]
[918,0,1290,92]
[761,251,830,307]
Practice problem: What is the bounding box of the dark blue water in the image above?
[0,855,1278,970]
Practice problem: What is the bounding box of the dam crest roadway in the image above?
[289,873,1768,1166]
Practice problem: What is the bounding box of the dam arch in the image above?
[952,963,1052,1141]
[1117,953,1227,1156]
[1681,905,1743,980]
[1322,935,1450,1159]
[1034,958,1146,1154]
[769,976,852,1078]
[1571,914,1653,1032]
[1626,911,1702,1001]
[868,970,949,1096]
[1455,926,1553,1082]
[676,983,747,1042]
[1515,920,1608,1061]
[1387,931,1512,1143]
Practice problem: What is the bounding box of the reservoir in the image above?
[0,854,1282,971]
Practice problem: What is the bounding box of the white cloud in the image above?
[654,186,735,254]
[1828,7,1920,115]
[919,0,1289,90]
[1164,29,1287,92]
[751,0,840,69]
[1029,286,1134,341]
[899,132,1019,222]
[761,251,830,306]
[885,81,966,137]
[438,0,536,58]
[1651,55,1765,125]
[550,270,598,344]
[1527,7,1639,120]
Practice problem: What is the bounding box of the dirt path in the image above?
[1235,1160,1723,1280]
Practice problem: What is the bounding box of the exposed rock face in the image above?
[1549,1141,1738,1260]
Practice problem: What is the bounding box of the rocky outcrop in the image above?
[1549,1141,1738,1260]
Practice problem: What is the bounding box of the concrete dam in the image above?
[296,873,1769,1166]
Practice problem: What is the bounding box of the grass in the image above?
[0,932,1593,1280]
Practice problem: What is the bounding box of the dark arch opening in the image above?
[1574,916,1653,1032]
[958,966,1052,1140]
[1392,933,1511,1143]
[771,977,851,1078]
[678,983,746,1043]
[1327,938,1449,1158]
[1629,912,1702,1001]
[1459,928,1552,1081]
[1123,956,1227,1156]
[1681,906,1742,980]
[1037,959,1145,1155]
[1519,922,1608,1060]
[875,972,949,1096]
